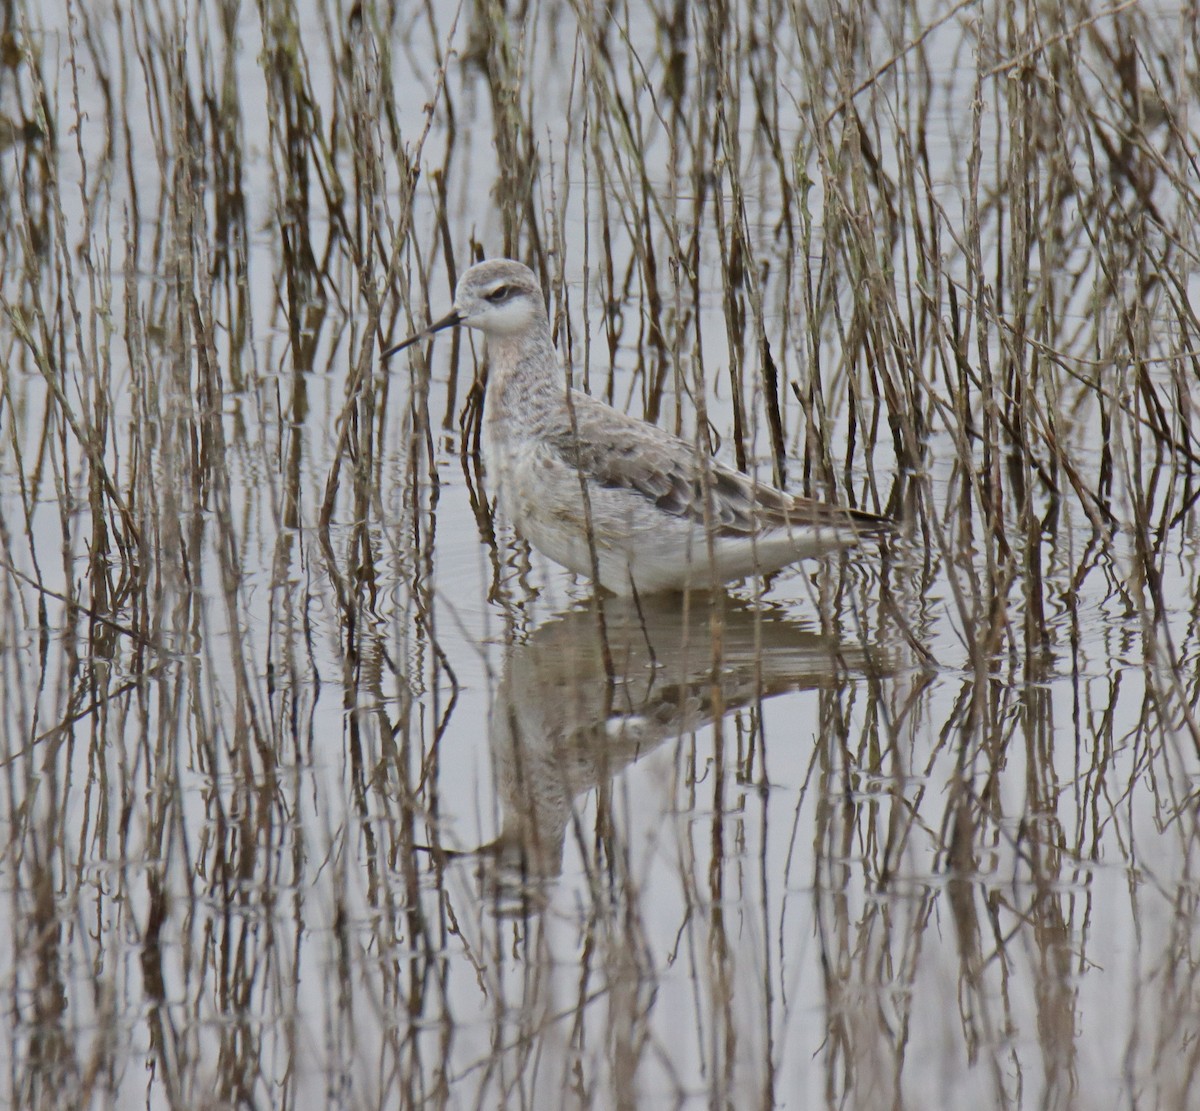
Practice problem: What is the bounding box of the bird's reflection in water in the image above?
[452,594,884,913]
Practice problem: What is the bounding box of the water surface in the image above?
[2,1,1198,1107]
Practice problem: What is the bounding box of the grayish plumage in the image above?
[384,259,890,594]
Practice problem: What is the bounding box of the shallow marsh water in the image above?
[2,0,1200,1108]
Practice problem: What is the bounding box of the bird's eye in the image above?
[485,285,511,304]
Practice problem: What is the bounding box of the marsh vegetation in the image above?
[2,0,1199,1107]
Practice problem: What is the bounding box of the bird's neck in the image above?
[485,325,564,420]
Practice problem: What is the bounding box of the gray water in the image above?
[1,0,1198,1107]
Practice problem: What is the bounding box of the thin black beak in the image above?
[380,310,462,361]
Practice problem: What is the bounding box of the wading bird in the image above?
[383,259,890,595]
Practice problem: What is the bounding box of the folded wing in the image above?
[549,392,891,539]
